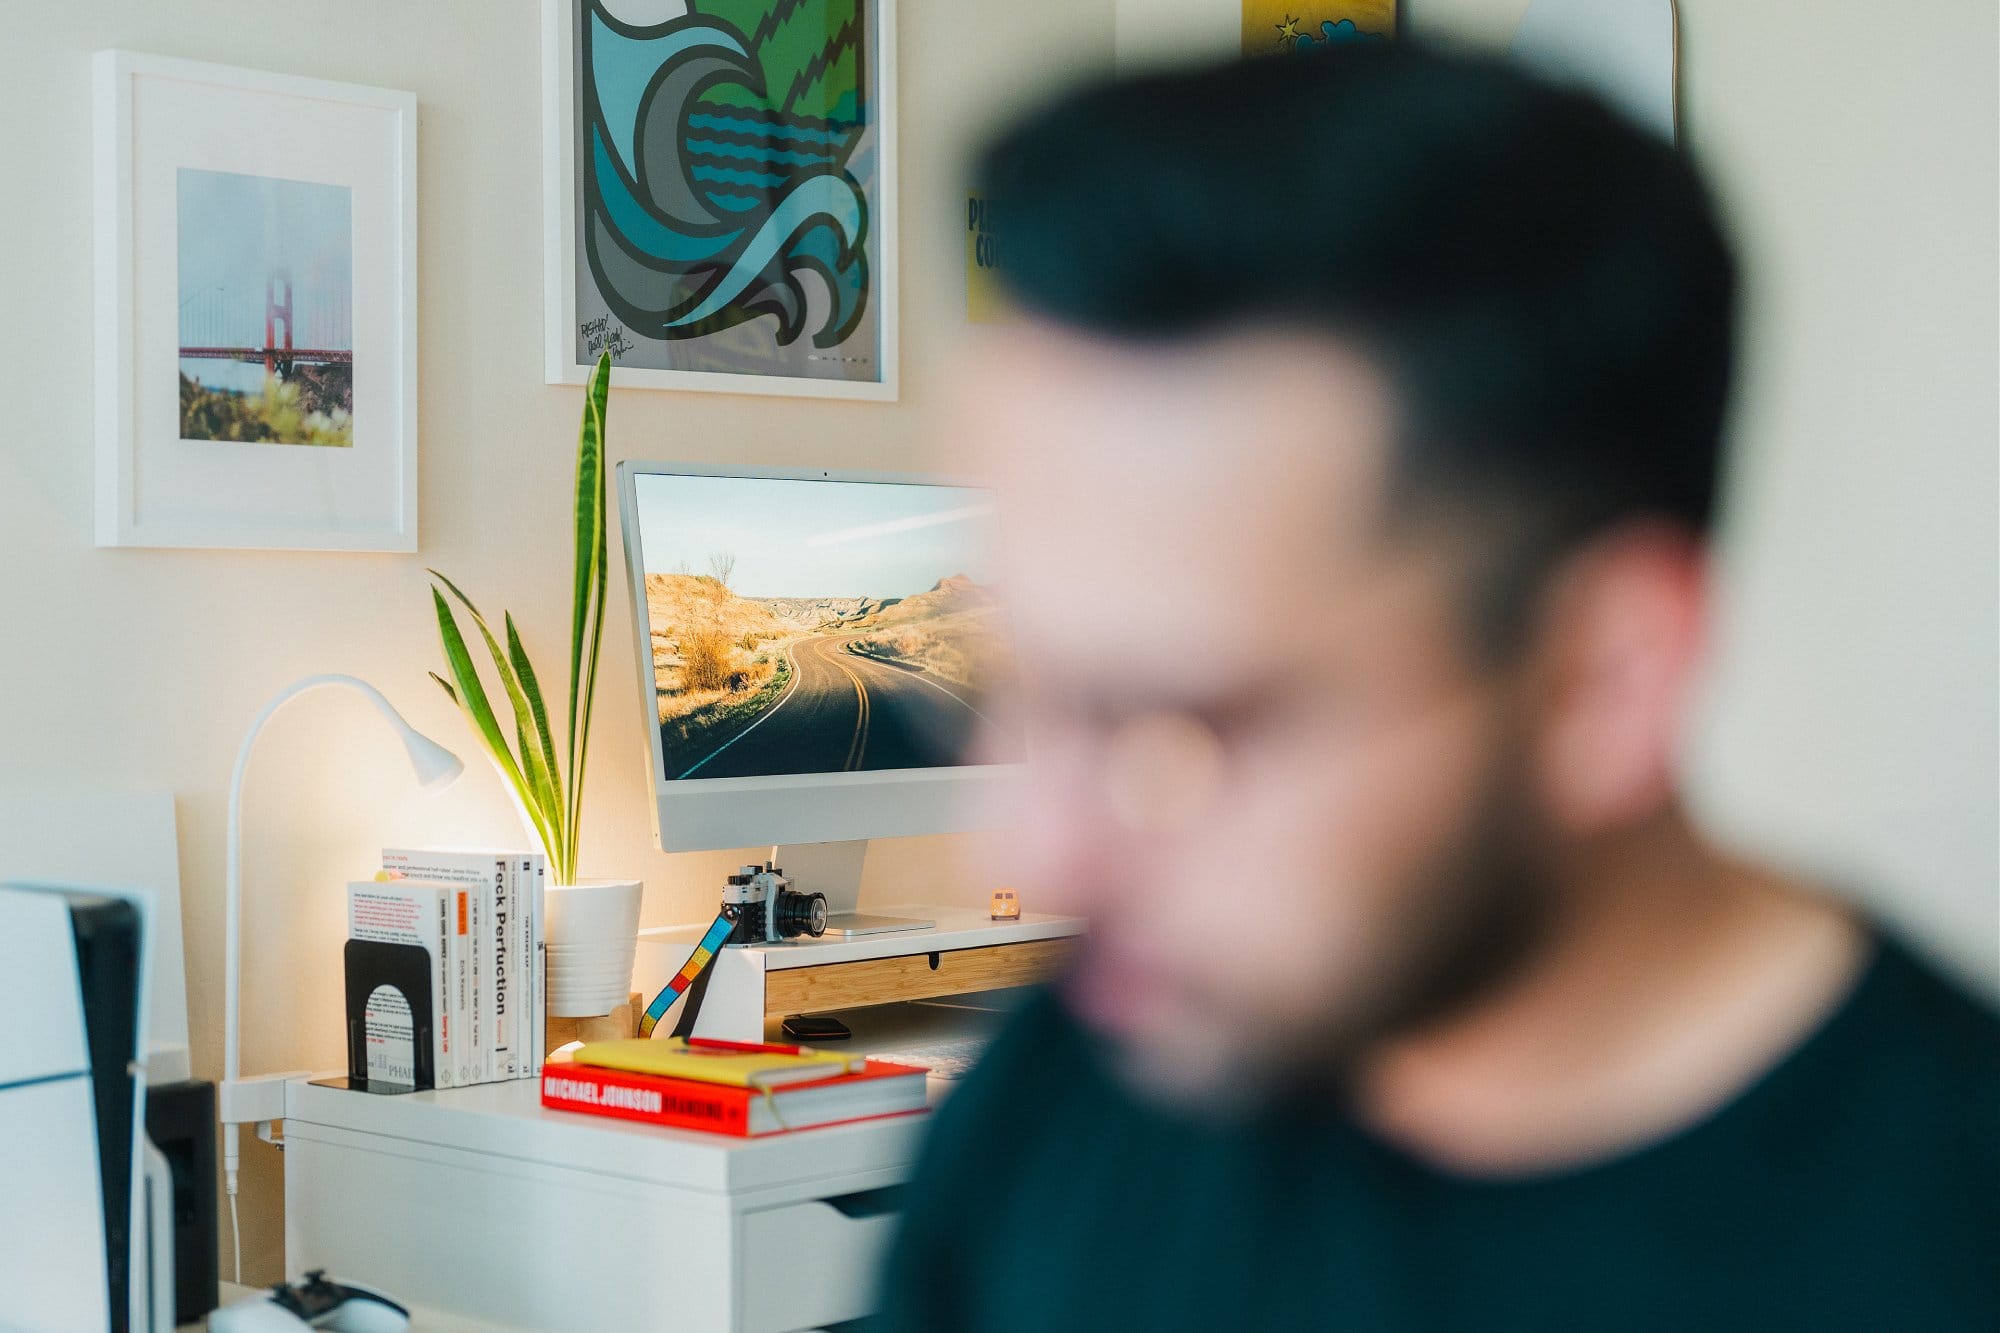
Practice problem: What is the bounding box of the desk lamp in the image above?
[219,673,463,1283]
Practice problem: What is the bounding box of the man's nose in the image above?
[1100,710,1227,835]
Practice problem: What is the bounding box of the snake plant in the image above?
[427,352,612,886]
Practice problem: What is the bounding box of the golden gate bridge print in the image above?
[178,269,352,378]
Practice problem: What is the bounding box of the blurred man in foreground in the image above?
[877,44,1997,1331]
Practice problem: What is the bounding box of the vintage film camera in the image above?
[720,862,827,946]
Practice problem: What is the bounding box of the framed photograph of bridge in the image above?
[93,52,417,550]
[542,0,899,399]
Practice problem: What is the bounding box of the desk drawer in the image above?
[738,1187,903,1332]
[763,938,1075,1016]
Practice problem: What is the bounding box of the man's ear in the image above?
[1526,523,1710,834]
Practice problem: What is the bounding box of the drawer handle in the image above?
[927,952,940,971]
[823,1185,905,1220]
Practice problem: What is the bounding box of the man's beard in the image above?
[1069,733,1566,1114]
[1292,741,1563,1087]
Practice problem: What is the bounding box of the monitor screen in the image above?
[627,471,1024,783]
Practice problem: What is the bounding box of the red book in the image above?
[540,1057,929,1136]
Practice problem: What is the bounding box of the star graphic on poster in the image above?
[1275,16,1305,44]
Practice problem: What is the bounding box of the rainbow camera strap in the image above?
[637,910,736,1038]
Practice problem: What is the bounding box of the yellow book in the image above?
[570,1037,863,1088]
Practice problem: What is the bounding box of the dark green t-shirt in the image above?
[875,935,1998,1331]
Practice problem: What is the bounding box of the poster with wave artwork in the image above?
[1241,1,1396,56]
[545,0,897,398]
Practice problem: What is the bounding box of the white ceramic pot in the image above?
[544,878,641,1017]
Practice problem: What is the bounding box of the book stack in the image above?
[540,1037,929,1137]
[345,849,547,1090]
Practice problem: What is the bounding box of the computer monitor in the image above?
[616,463,1023,917]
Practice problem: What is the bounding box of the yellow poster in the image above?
[966,192,1008,324]
[1241,1,1397,57]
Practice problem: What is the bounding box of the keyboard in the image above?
[871,1036,989,1080]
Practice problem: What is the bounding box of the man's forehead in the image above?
[971,322,1393,520]
[960,322,1410,687]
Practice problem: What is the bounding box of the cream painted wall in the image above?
[1675,0,1997,997]
[1112,0,1999,992]
[0,0,1114,1283]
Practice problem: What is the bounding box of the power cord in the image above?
[228,1178,242,1286]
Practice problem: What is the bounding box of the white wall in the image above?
[1676,0,1998,998]
[0,0,1114,1282]
[1112,0,1999,994]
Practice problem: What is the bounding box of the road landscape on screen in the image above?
[635,475,1023,780]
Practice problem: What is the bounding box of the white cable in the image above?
[228,1186,242,1286]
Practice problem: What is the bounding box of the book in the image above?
[452,884,472,1086]
[524,854,546,1079]
[467,879,484,1084]
[478,861,502,1084]
[492,858,511,1082]
[540,1057,928,1137]
[497,854,524,1080]
[572,1037,863,1088]
[348,880,456,1088]
[382,849,521,1085]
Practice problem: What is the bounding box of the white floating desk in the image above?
[285,1069,921,1331]
[284,909,1084,1330]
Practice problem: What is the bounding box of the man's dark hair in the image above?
[977,45,1738,655]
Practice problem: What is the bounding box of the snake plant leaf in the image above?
[565,351,612,876]
[431,570,564,854]
[428,353,613,888]
[504,611,567,863]
[507,611,564,818]
[431,587,558,856]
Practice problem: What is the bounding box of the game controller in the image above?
[208,1270,409,1332]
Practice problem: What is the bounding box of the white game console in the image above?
[0,880,171,1331]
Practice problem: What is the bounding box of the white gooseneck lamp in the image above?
[219,674,463,1281]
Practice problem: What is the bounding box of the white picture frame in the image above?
[542,0,899,400]
[93,51,418,552]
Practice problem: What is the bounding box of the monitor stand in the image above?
[772,840,933,937]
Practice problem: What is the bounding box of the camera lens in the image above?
[773,888,828,939]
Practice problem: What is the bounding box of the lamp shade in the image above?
[400,728,465,793]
